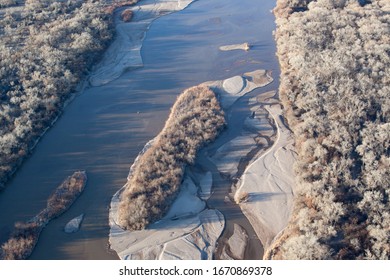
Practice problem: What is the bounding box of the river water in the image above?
[0,0,279,259]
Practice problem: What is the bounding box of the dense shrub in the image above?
[0,0,17,8]
[0,171,87,259]
[121,9,133,22]
[117,86,226,230]
[267,0,389,259]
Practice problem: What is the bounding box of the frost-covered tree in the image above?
[267,0,390,260]
[0,0,128,189]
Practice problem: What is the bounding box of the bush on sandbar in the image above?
[117,86,226,231]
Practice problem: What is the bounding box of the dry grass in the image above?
[44,171,87,220]
[0,171,87,260]
[117,86,226,231]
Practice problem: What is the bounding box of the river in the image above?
[0,0,279,259]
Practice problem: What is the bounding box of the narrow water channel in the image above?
[0,0,280,259]
[195,79,278,259]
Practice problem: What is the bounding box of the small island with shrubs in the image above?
[0,171,87,260]
[117,85,226,231]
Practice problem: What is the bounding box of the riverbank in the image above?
[89,0,197,86]
[266,0,390,259]
[234,103,295,250]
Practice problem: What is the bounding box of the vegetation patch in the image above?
[104,0,139,15]
[117,86,226,231]
[0,171,87,260]
[121,8,133,22]
[267,0,389,259]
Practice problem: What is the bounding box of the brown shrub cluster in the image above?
[268,0,390,259]
[44,170,87,220]
[0,171,87,259]
[117,86,226,231]
[0,221,41,260]
[121,9,133,22]
[104,0,139,15]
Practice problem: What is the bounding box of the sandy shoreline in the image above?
[219,42,251,52]
[89,0,196,86]
[234,103,296,250]
[109,177,224,260]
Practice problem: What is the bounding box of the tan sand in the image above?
[220,223,249,260]
[89,0,196,86]
[64,214,84,233]
[210,134,257,178]
[202,69,273,109]
[109,130,224,260]
[234,104,296,250]
[109,172,224,260]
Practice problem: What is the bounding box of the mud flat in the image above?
[202,69,273,110]
[208,90,277,180]
[219,224,248,260]
[206,95,296,257]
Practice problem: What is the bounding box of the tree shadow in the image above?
[246,192,284,203]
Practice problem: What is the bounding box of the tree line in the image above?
[0,0,138,190]
[266,0,389,259]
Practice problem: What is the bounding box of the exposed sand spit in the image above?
[109,171,224,260]
[234,104,296,250]
[203,69,273,109]
[209,91,277,180]
[64,214,84,233]
[220,224,248,260]
[219,42,251,52]
[89,0,196,86]
[211,135,257,178]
